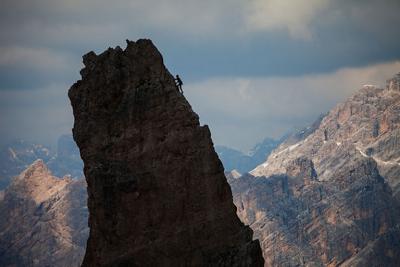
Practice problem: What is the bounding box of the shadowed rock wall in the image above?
[69,39,263,267]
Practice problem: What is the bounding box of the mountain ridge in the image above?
[0,160,88,267]
[0,135,83,191]
[229,74,400,266]
[216,137,281,173]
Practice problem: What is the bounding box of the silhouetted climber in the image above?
[175,74,183,94]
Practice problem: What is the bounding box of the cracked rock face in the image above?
[230,78,400,266]
[0,160,88,267]
[69,39,263,267]
[251,82,400,196]
[231,157,400,266]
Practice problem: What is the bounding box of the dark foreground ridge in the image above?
[69,39,263,267]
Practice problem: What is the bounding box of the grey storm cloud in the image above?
[1,0,400,87]
[186,61,400,150]
[0,0,400,149]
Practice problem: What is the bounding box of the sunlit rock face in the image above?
[0,160,88,267]
[0,140,53,190]
[386,72,400,91]
[230,75,400,266]
[251,80,400,197]
[0,136,83,191]
[69,39,263,267]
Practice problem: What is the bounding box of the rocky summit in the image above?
[229,77,400,266]
[69,39,263,266]
[0,136,84,191]
[251,80,400,199]
[0,160,88,267]
[0,140,52,190]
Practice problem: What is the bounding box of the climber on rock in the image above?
[175,74,183,94]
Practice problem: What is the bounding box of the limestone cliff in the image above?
[230,78,400,266]
[69,39,263,266]
[0,137,83,191]
[0,160,88,267]
[0,140,52,190]
[251,82,400,197]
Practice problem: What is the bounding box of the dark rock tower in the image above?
[69,39,263,267]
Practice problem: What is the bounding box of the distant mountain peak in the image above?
[26,158,46,169]
[0,135,84,190]
[230,72,400,266]
[225,169,242,182]
[231,169,242,178]
[386,72,400,91]
[0,161,88,267]
[216,138,281,173]
[10,159,69,204]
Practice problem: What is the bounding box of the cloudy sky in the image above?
[1,0,400,151]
